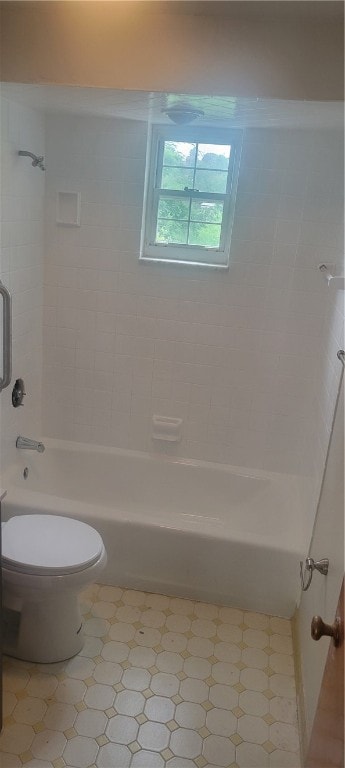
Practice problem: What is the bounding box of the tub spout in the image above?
[16,436,45,453]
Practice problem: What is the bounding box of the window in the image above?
[140,125,242,268]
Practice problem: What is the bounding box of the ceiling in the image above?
[1,82,343,129]
[143,1,344,19]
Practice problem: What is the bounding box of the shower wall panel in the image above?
[43,113,343,513]
[0,97,45,475]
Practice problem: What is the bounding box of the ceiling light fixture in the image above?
[162,102,204,125]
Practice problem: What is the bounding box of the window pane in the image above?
[156,219,188,244]
[197,143,231,170]
[194,169,228,194]
[158,197,190,221]
[188,222,221,248]
[191,200,223,224]
[163,141,196,168]
[142,128,239,265]
[161,166,194,191]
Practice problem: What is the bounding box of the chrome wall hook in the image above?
[300,557,329,591]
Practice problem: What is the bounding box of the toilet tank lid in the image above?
[2,514,104,573]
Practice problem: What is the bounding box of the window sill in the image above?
[139,253,229,270]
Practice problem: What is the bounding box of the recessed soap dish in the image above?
[56,191,81,227]
[152,415,182,442]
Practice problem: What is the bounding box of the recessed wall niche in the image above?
[56,191,81,226]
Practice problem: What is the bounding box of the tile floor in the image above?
[0,585,301,768]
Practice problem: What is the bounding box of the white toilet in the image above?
[2,514,107,663]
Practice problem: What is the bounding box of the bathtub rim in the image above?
[2,435,311,553]
[3,483,305,557]
[7,434,309,486]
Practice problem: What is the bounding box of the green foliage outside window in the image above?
[156,141,230,248]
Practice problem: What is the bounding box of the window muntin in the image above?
[141,127,241,268]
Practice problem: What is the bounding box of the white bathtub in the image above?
[2,438,309,617]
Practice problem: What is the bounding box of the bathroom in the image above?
[0,1,344,766]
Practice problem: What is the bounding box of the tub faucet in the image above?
[16,436,45,453]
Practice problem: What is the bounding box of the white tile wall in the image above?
[0,96,45,474]
[42,115,344,511]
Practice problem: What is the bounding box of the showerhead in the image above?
[18,150,45,171]
[31,155,45,170]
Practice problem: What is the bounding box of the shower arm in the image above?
[18,150,45,170]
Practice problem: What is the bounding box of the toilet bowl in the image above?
[2,514,107,663]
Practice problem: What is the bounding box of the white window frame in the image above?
[140,124,242,269]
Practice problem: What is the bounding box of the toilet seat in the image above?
[2,514,104,576]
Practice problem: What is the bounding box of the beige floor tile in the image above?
[145,594,171,611]
[184,656,212,681]
[106,713,139,744]
[31,730,67,761]
[96,741,131,767]
[236,740,270,767]
[27,674,58,700]
[122,667,151,692]
[91,600,117,619]
[150,672,180,697]
[156,651,184,674]
[170,727,203,759]
[0,722,35,755]
[269,748,301,767]
[144,695,175,723]
[13,697,47,726]
[137,721,170,750]
[122,590,146,607]
[2,691,17,718]
[84,683,115,710]
[237,713,269,744]
[161,631,188,653]
[175,701,206,730]
[63,734,98,768]
[97,585,123,603]
[239,690,270,717]
[0,754,22,767]
[191,619,217,639]
[242,646,269,669]
[209,683,239,710]
[270,634,294,655]
[206,707,237,737]
[115,690,145,717]
[241,667,269,692]
[132,749,165,766]
[269,617,292,637]
[0,585,301,768]
[203,733,236,766]
[74,708,107,738]
[109,621,136,642]
[169,598,195,616]
[243,612,270,631]
[194,603,219,621]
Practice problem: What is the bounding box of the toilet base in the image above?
[3,589,84,663]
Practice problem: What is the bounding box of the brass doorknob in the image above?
[311,615,341,647]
